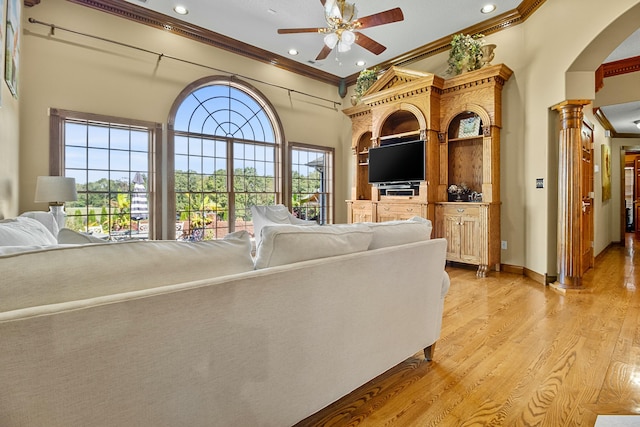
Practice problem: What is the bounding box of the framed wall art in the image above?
[4,0,20,99]
[457,116,481,138]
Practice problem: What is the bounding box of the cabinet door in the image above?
[442,213,462,260]
[459,214,481,263]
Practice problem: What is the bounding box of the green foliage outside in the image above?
[64,165,322,237]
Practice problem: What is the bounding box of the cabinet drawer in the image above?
[377,203,425,221]
[440,205,480,218]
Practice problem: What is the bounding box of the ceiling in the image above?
[109,0,640,136]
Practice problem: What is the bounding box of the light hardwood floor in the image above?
[297,237,640,426]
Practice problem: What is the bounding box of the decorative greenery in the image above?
[446,33,485,75]
[354,68,379,100]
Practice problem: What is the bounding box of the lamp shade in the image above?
[34,176,78,204]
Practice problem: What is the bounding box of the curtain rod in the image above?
[27,17,342,110]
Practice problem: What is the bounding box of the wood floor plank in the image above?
[296,238,640,426]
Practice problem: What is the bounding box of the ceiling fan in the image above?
[277,0,404,60]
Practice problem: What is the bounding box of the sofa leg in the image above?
[423,343,436,361]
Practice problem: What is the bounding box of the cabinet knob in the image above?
[457,208,465,213]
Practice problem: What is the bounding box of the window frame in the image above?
[288,141,335,224]
[49,108,163,239]
[167,76,286,240]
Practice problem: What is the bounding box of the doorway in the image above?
[623,151,640,240]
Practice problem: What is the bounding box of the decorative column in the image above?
[551,100,590,289]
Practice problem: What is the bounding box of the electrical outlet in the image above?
[501,240,507,250]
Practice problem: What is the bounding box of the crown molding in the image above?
[64,0,343,86]
[59,0,545,88]
[595,56,640,93]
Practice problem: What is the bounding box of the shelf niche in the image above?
[355,131,372,201]
[447,112,484,199]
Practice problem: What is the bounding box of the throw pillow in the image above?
[57,228,110,244]
[0,217,58,246]
[19,211,60,237]
[254,223,373,269]
[365,216,433,250]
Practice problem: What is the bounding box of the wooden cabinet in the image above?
[347,200,374,223]
[343,65,511,276]
[436,65,512,276]
[436,203,498,276]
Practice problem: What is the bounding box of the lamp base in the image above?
[49,204,67,231]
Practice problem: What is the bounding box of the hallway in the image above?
[298,239,640,426]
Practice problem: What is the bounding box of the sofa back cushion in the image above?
[0,231,254,312]
[19,211,60,238]
[0,216,58,246]
[365,216,433,250]
[254,224,373,269]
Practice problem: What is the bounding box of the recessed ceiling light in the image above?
[634,120,640,129]
[356,60,366,67]
[267,8,277,14]
[481,4,496,14]
[174,5,188,15]
[288,49,298,56]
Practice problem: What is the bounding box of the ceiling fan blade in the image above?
[316,44,333,60]
[356,7,404,29]
[354,32,387,55]
[277,27,323,34]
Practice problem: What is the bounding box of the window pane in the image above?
[175,135,189,155]
[88,148,109,169]
[88,126,109,148]
[66,146,87,169]
[111,128,130,150]
[65,123,87,147]
[131,130,148,152]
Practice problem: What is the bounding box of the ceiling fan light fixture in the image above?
[324,33,339,49]
[341,30,356,45]
[337,41,352,53]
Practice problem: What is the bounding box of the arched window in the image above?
[168,76,283,241]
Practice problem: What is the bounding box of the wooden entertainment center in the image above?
[344,64,512,277]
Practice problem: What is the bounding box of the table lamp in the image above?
[34,176,78,230]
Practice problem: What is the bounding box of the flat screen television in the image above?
[368,140,425,186]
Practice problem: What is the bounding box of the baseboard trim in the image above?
[501,264,524,275]
[500,263,554,285]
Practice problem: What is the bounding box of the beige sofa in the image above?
[0,217,449,427]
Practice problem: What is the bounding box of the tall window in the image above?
[289,143,334,224]
[169,77,282,241]
[50,109,161,240]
